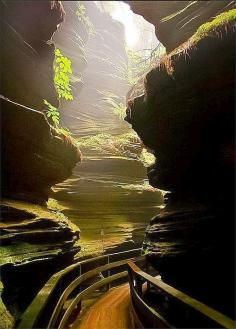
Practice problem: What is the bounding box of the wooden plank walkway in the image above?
[76,284,134,329]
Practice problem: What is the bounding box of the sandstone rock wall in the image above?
[126,4,235,318]
[0,1,81,202]
[1,97,80,203]
[0,1,65,112]
[54,1,129,136]
[0,201,80,320]
[127,1,235,52]
[0,2,81,324]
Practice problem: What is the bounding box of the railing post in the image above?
[107,255,110,290]
[136,275,143,296]
[79,264,81,293]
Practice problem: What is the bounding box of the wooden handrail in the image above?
[48,255,145,329]
[129,278,170,328]
[58,271,128,329]
[128,261,236,329]
[17,248,143,329]
[17,273,61,329]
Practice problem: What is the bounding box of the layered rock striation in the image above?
[1,97,80,203]
[0,0,65,112]
[0,2,81,326]
[126,5,236,318]
[54,1,129,136]
[126,1,235,52]
[0,1,81,202]
[0,201,80,322]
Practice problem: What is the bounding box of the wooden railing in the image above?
[17,249,235,329]
[17,248,144,329]
[127,261,236,329]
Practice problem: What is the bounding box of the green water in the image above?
[53,144,164,255]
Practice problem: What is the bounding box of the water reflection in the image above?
[53,149,164,255]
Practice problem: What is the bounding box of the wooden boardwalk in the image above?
[76,284,134,329]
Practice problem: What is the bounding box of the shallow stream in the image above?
[53,146,163,256]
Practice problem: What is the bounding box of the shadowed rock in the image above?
[126,8,235,318]
[0,201,80,320]
[126,1,235,52]
[0,1,65,112]
[1,97,81,203]
[0,2,81,325]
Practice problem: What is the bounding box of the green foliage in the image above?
[56,126,72,137]
[43,99,60,126]
[125,48,146,86]
[100,91,127,119]
[44,49,74,132]
[139,148,155,167]
[54,48,73,100]
[193,9,236,42]
[47,198,65,212]
[77,131,155,167]
[78,131,140,157]
[120,180,157,192]
[43,100,73,137]
[124,46,165,87]
[76,2,95,36]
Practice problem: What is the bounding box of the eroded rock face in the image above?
[0,0,65,112]
[0,2,81,325]
[0,1,81,202]
[126,1,235,52]
[54,1,129,135]
[126,22,235,202]
[1,97,80,203]
[0,201,80,320]
[126,9,235,317]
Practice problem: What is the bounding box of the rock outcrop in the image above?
[0,201,80,321]
[0,2,81,326]
[1,97,80,203]
[0,0,81,202]
[0,1,65,112]
[126,5,235,319]
[126,1,235,52]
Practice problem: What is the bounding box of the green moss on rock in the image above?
[193,9,236,42]
[0,282,14,329]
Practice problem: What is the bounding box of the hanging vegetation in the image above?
[44,48,74,133]
[76,2,95,36]
[54,48,74,100]
[43,99,60,126]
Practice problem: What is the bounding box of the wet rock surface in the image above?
[1,97,80,203]
[0,1,81,203]
[0,200,80,321]
[0,0,65,112]
[0,283,14,329]
[0,2,82,327]
[126,1,236,52]
[126,7,235,319]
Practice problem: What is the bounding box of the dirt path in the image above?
[77,284,134,329]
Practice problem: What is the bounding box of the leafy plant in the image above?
[43,99,74,138]
[100,91,127,119]
[124,46,165,87]
[54,48,73,100]
[43,99,60,126]
[56,126,72,137]
[76,2,95,36]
